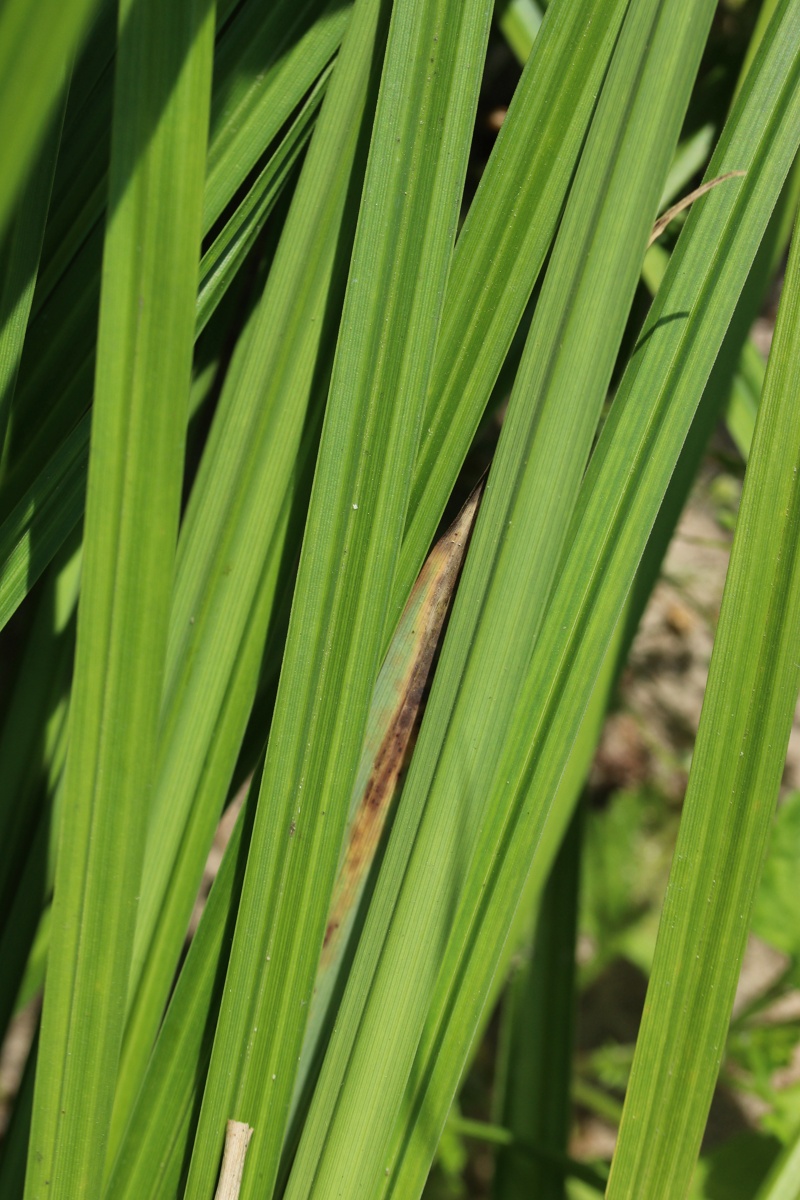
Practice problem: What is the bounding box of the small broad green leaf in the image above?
[728,1021,800,1089]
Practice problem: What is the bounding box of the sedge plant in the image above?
[1,0,800,1198]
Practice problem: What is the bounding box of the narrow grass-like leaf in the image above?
[0,540,78,1034]
[14,898,53,1017]
[496,0,543,63]
[0,0,625,654]
[106,484,481,1198]
[285,0,718,1192]
[29,57,113,329]
[735,0,781,103]
[0,0,342,534]
[725,339,764,458]
[30,0,340,328]
[182,0,493,1195]
[0,0,97,235]
[606,208,800,1200]
[22,0,215,1194]
[492,808,582,1199]
[0,86,68,450]
[0,815,53,1040]
[393,0,629,625]
[108,0,389,1151]
[283,5,800,1196]
[0,96,307,636]
[447,309,748,1139]
[195,66,330,334]
[368,8,800,1193]
[202,0,351,230]
[0,413,88,633]
[0,51,326,638]
[291,483,484,1128]
[104,775,259,1200]
[661,125,717,205]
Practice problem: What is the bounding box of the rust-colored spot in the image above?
[323,918,340,949]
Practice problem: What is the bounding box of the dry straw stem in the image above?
[213,1121,254,1200]
[648,171,746,246]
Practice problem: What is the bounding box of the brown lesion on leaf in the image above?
[319,479,484,971]
[322,917,339,949]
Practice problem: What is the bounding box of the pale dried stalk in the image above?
[214,1119,254,1200]
[648,171,746,247]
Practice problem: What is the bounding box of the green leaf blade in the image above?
[108,0,389,1153]
[395,0,630,626]
[607,189,800,1200]
[381,6,800,1193]
[285,0,721,1190]
[22,0,215,1194]
[0,0,98,236]
[181,0,493,1194]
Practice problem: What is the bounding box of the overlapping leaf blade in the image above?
[0,0,98,236]
[105,487,480,1200]
[22,0,215,1193]
[0,0,344,581]
[607,199,800,1200]
[124,1,631,1116]
[182,0,494,1194]
[376,5,800,1193]
[392,0,630,623]
[4,0,800,1196]
[284,0,800,1190]
[285,0,721,1194]
[107,0,389,1150]
[0,87,68,450]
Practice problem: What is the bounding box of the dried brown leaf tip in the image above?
[648,171,746,248]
